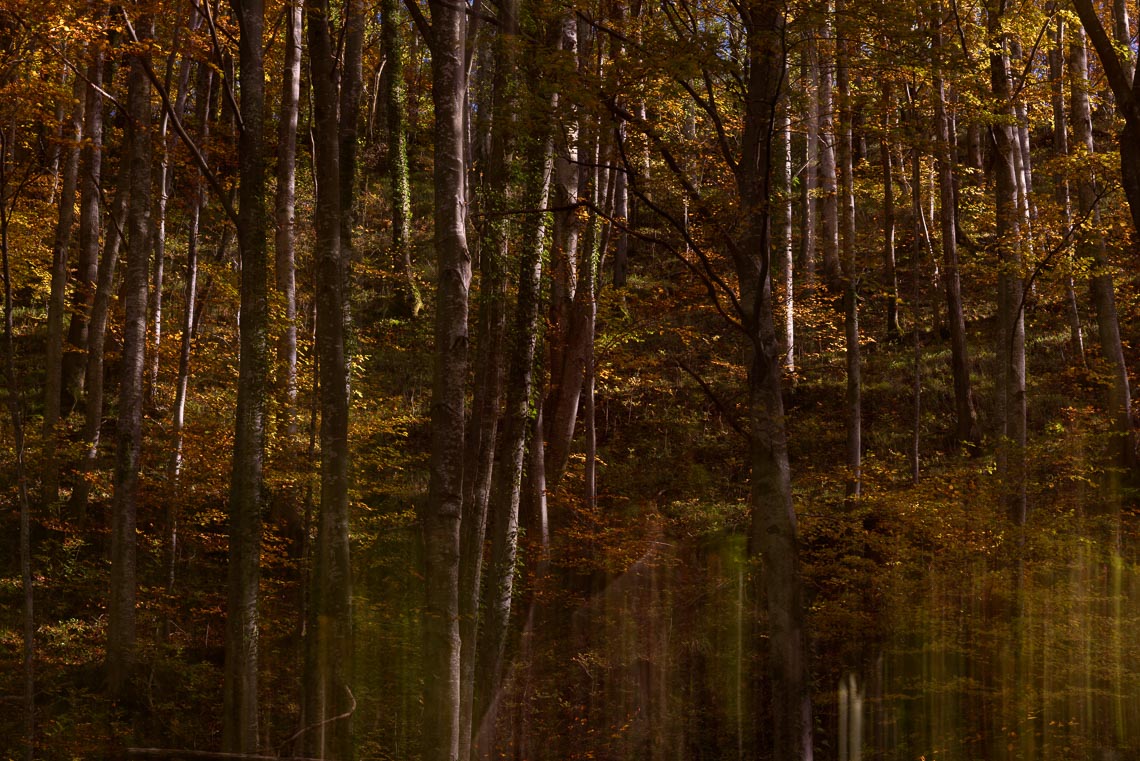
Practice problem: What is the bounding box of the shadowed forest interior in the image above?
[4,0,1140,759]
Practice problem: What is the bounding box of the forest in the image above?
[3,0,1140,758]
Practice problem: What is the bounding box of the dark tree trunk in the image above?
[42,71,84,503]
[837,0,860,498]
[222,0,269,752]
[303,0,355,757]
[737,3,813,758]
[933,5,980,450]
[62,48,105,412]
[108,20,154,697]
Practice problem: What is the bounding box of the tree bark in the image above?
[108,19,154,697]
[737,3,813,758]
[881,80,901,342]
[422,2,470,760]
[933,5,980,450]
[837,0,860,498]
[988,0,1027,525]
[1070,30,1136,473]
[1049,17,1085,365]
[303,1,355,757]
[61,47,105,413]
[276,0,301,436]
[383,0,422,317]
[818,5,840,292]
[42,70,84,503]
[222,0,269,752]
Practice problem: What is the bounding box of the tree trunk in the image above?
[2,118,37,761]
[108,21,154,697]
[422,2,470,760]
[70,127,130,515]
[276,0,301,436]
[800,39,819,286]
[303,1,355,757]
[62,48,105,414]
[818,5,840,292]
[479,117,553,718]
[737,3,813,758]
[836,2,860,497]
[458,3,519,756]
[1070,30,1135,473]
[933,5,980,450]
[881,80,901,343]
[42,70,84,503]
[383,0,422,317]
[988,1,1027,525]
[222,0,269,752]
[1049,17,1085,365]
[778,93,795,373]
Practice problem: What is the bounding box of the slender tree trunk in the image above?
[383,0,422,317]
[933,6,980,450]
[778,94,795,373]
[172,65,212,481]
[836,2,860,497]
[2,119,36,761]
[1049,18,1085,365]
[988,1,1027,525]
[70,130,130,515]
[818,5,840,292]
[303,1,355,757]
[108,20,154,696]
[42,71,84,503]
[800,40,819,286]
[738,4,812,758]
[62,48,105,412]
[276,0,301,436]
[1070,30,1135,473]
[222,0,269,752]
[458,4,519,756]
[479,115,553,719]
[543,14,585,491]
[422,2,470,760]
[881,81,901,343]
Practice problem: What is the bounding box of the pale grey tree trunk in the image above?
[276,0,301,435]
[800,40,819,286]
[818,5,840,291]
[1048,18,1085,365]
[881,80,901,342]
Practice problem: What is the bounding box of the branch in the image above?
[121,9,240,228]
[279,686,357,753]
[677,360,750,441]
[403,0,433,51]
[188,0,244,132]
[1072,0,1140,126]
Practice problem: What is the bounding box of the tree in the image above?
[222,0,269,752]
[302,0,356,756]
[108,11,154,697]
[418,0,471,758]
